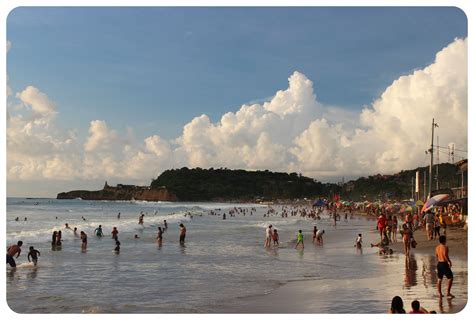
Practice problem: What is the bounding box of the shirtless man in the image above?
[179,224,187,244]
[7,241,23,268]
[436,235,454,298]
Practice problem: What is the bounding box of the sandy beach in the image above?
[213,222,468,313]
[391,225,468,258]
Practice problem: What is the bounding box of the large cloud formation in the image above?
[7,38,468,186]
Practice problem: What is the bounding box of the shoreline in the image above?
[212,216,468,314]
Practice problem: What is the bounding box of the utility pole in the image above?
[428,118,438,199]
[436,135,439,190]
[423,170,427,201]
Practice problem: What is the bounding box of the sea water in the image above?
[6,198,467,313]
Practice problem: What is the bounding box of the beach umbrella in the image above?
[422,194,450,213]
[416,200,424,206]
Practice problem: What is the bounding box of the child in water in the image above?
[27,246,41,266]
[111,227,119,240]
[114,240,121,254]
[295,230,304,249]
[355,233,363,249]
[273,229,279,246]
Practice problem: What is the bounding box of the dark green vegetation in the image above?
[340,163,464,200]
[151,167,340,201]
[151,163,464,201]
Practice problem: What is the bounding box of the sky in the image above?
[6,7,468,197]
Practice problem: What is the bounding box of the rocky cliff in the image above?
[57,183,178,201]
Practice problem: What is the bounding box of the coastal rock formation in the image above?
[57,182,178,201]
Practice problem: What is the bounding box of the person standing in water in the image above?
[111,227,119,240]
[157,227,163,243]
[138,213,145,225]
[273,229,279,246]
[179,224,186,244]
[117,212,121,219]
[51,231,58,247]
[295,230,304,249]
[264,225,273,248]
[316,229,325,245]
[27,246,41,266]
[6,241,23,268]
[436,235,454,298]
[56,230,62,246]
[164,220,168,231]
[355,233,363,251]
[114,240,121,254]
[80,231,88,250]
[95,225,104,237]
[312,226,318,243]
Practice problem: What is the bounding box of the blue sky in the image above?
[6,7,468,197]
[7,7,467,140]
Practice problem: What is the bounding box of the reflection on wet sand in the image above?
[421,255,437,288]
[404,254,417,288]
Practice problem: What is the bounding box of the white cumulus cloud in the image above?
[6,38,467,188]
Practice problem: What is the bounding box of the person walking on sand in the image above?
[27,246,41,266]
[391,216,398,243]
[377,213,387,241]
[434,214,441,240]
[424,210,435,240]
[295,230,304,249]
[6,241,23,268]
[401,223,412,256]
[179,223,187,244]
[436,235,454,298]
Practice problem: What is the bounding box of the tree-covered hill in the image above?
[151,167,340,201]
[150,163,464,201]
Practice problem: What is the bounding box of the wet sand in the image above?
[214,223,468,313]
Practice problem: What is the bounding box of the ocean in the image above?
[6,198,467,313]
